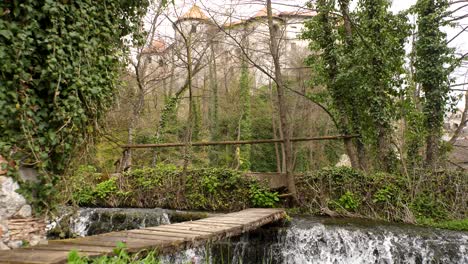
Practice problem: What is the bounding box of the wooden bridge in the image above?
[0,208,285,264]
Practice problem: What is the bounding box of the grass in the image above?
[417,218,468,231]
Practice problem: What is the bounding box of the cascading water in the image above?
[70,208,171,237]
[48,208,467,263]
[48,207,171,237]
[162,216,468,264]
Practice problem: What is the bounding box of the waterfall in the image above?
[162,217,468,264]
[48,207,171,237]
[48,208,467,263]
[275,220,468,264]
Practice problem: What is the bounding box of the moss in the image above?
[169,212,209,223]
[416,218,468,231]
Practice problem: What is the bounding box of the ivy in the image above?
[413,0,456,167]
[302,0,410,171]
[0,0,149,213]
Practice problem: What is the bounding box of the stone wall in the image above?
[0,156,46,250]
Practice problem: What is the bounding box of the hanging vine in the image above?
[0,0,149,213]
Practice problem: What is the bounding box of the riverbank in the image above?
[58,165,467,231]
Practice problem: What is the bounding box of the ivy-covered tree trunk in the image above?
[307,0,361,170]
[414,0,454,169]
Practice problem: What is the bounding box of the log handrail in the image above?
[121,135,360,149]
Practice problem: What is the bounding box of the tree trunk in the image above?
[425,130,439,170]
[270,82,283,173]
[266,0,297,199]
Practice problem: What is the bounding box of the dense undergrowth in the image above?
[296,166,467,230]
[61,165,467,230]
[61,164,279,211]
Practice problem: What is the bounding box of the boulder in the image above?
[0,177,27,220]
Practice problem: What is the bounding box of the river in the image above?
[49,208,468,264]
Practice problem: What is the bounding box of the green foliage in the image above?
[249,87,278,172]
[302,0,410,171]
[416,218,468,231]
[70,165,100,205]
[238,60,252,170]
[66,165,119,206]
[68,165,279,211]
[249,183,279,208]
[68,242,160,264]
[411,193,448,220]
[331,191,360,211]
[298,166,466,223]
[0,0,149,213]
[372,184,399,204]
[94,178,118,200]
[413,0,456,166]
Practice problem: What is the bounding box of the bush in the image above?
[297,166,467,225]
[330,191,360,212]
[249,183,279,208]
[68,164,279,211]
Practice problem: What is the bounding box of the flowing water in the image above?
[50,208,468,263]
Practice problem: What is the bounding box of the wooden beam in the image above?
[121,135,359,149]
[0,209,286,264]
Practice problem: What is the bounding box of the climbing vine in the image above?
[0,0,149,212]
[303,0,410,171]
[413,0,456,168]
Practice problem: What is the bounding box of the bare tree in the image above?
[119,3,166,171]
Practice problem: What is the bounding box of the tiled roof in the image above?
[252,7,279,18]
[253,8,268,18]
[223,20,245,28]
[143,39,166,54]
[279,10,316,17]
[180,5,209,20]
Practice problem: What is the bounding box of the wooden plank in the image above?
[168,222,236,231]
[194,220,256,226]
[102,231,184,240]
[0,208,285,264]
[131,229,203,238]
[144,226,212,236]
[24,244,114,254]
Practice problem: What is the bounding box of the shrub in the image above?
[330,191,360,211]
[68,164,278,211]
[249,183,279,208]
